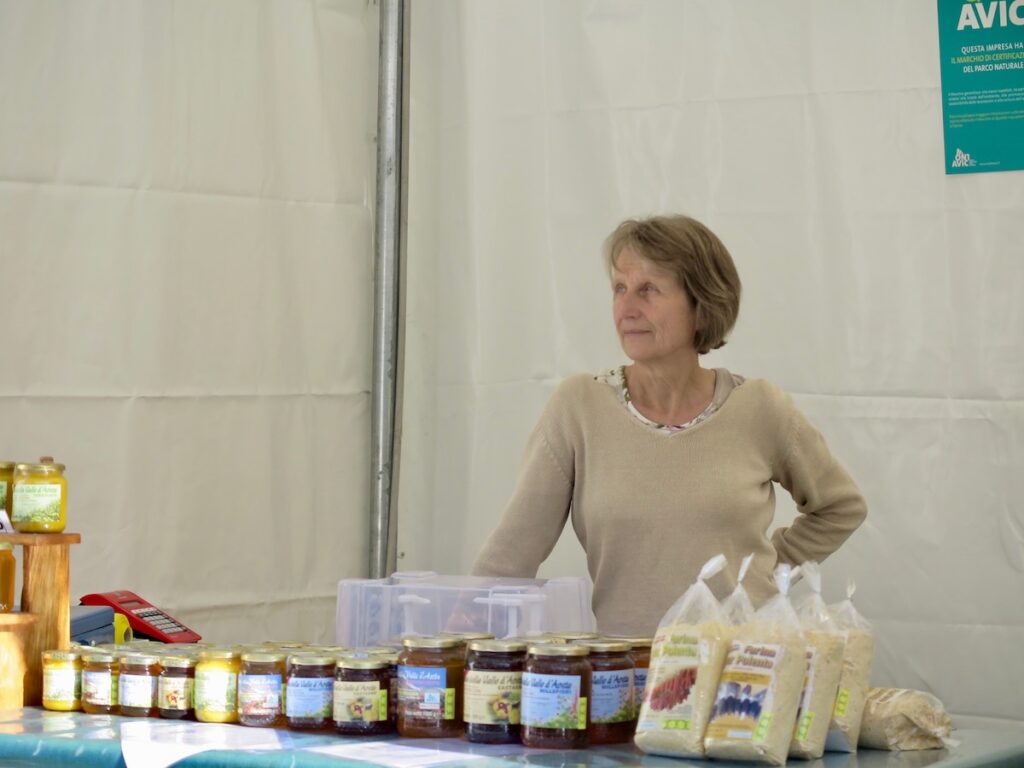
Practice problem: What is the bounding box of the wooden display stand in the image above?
[0,532,80,707]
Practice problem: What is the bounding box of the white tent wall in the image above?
[400,0,1024,724]
[0,0,377,643]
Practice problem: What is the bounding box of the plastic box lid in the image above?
[336,571,595,648]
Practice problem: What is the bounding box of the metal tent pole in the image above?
[370,0,405,579]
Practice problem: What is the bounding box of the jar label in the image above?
[591,669,635,724]
[43,667,80,704]
[195,670,238,714]
[521,673,586,730]
[334,680,387,722]
[83,670,114,706]
[397,666,455,720]
[119,673,157,709]
[12,483,61,524]
[464,670,521,725]
[635,631,703,733]
[158,676,194,711]
[705,642,783,742]
[285,677,333,719]
[239,674,282,717]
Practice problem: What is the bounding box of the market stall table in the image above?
[0,709,1022,768]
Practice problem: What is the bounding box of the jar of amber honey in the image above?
[82,652,118,714]
[397,636,464,737]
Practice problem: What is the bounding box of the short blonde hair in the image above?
[605,215,741,355]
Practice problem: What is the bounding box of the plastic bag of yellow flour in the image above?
[859,688,954,751]
[825,580,875,753]
[704,564,807,766]
[634,555,732,758]
[721,553,756,627]
[788,561,845,759]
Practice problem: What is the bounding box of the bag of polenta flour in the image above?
[859,688,954,751]
[789,561,845,760]
[704,564,807,766]
[825,580,875,753]
[634,555,732,758]
[721,553,757,627]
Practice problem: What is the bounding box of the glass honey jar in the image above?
[119,654,160,717]
[578,639,634,744]
[521,643,591,749]
[195,648,240,723]
[286,655,335,730]
[11,457,67,533]
[82,652,119,714]
[42,650,82,711]
[0,462,14,519]
[397,636,465,738]
[239,652,286,727]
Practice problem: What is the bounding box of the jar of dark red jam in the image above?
[578,639,634,744]
[521,643,591,749]
[334,656,395,736]
[464,639,526,744]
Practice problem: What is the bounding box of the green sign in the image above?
[936,0,1024,174]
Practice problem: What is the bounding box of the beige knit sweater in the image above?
[471,369,867,635]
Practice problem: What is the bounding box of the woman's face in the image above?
[612,247,698,365]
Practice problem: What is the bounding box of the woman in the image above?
[471,214,867,635]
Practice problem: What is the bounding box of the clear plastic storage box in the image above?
[336,571,595,648]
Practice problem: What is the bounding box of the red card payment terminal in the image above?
[80,590,201,643]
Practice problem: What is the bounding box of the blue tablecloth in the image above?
[0,709,1022,768]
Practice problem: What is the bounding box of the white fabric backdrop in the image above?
[400,0,1024,722]
[0,0,377,643]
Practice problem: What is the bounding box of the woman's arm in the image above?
[771,398,868,566]
[471,420,574,578]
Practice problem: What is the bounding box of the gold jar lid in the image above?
[15,456,65,474]
[527,643,589,657]
[337,655,391,671]
[42,650,81,662]
[288,654,334,667]
[160,656,197,669]
[198,648,240,661]
[121,654,159,666]
[468,639,528,654]
[240,652,286,664]
[576,640,631,654]
[82,652,116,664]
[438,631,495,642]
[604,635,653,648]
[0,461,15,471]
[546,631,601,641]
[401,636,464,650]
